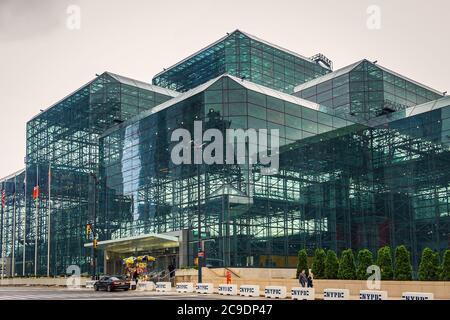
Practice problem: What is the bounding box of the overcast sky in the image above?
[1,0,449,178]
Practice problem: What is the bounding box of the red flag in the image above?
[33,185,40,200]
[1,189,5,208]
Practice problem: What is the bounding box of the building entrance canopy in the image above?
[84,233,179,254]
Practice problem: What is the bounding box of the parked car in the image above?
[94,275,130,292]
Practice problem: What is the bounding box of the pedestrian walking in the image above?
[307,272,313,288]
[299,269,307,287]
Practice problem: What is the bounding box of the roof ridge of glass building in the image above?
[294,59,444,96]
[293,60,365,93]
[153,29,319,80]
[102,73,359,138]
[106,71,179,97]
[368,95,450,127]
[28,71,177,123]
[0,168,25,182]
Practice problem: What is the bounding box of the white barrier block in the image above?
[176,282,194,293]
[291,287,315,300]
[218,284,237,296]
[137,281,155,291]
[239,285,260,297]
[155,282,172,292]
[264,286,287,299]
[402,292,434,300]
[85,280,96,289]
[323,288,350,300]
[359,290,387,300]
[196,283,214,294]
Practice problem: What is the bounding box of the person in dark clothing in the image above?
[299,270,307,288]
[307,272,313,288]
[168,264,176,285]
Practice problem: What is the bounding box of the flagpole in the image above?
[11,175,17,277]
[46,162,51,277]
[23,167,27,276]
[1,187,4,280]
[34,165,39,277]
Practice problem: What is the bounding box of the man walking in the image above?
[299,269,307,288]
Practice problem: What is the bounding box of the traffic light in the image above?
[93,237,98,249]
[86,223,92,237]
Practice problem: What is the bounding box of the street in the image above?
[0,287,266,300]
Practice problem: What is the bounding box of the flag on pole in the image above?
[1,189,5,208]
[33,185,39,200]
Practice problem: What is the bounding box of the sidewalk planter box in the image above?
[359,290,388,300]
[291,287,315,300]
[402,292,434,300]
[176,283,194,293]
[155,282,172,292]
[239,285,260,297]
[264,286,286,299]
[196,283,214,294]
[323,288,349,300]
[218,284,237,296]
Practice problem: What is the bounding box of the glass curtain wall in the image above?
[152,30,330,93]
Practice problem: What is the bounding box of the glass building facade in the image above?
[1,31,449,276]
[13,73,177,275]
[152,30,330,94]
[293,60,443,121]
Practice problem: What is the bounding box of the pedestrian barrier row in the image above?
[127,282,435,300]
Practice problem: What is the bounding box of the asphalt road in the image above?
[0,287,266,300]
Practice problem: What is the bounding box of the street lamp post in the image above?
[191,140,205,284]
[90,172,99,279]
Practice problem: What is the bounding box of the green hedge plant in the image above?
[312,248,326,279]
[324,249,339,279]
[394,245,412,280]
[356,249,373,280]
[441,250,450,281]
[296,249,309,278]
[418,247,440,281]
[338,249,356,280]
[376,246,394,280]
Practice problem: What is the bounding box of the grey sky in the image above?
[1,0,449,178]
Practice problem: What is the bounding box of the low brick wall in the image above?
[176,268,450,299]
[0,277,90,287]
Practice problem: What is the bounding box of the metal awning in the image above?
[84,233,179,253]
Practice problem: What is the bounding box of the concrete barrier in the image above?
[291,287,315,300]
[85,280,96,289]
[359,290,387,300]
[218,284,237,296]
[196,283,214,294]
[323,288,350,300]
[239,285,260,297]
[176,282,194,293]
[137,281,155,291]
[155,282,172,292]
[264,286,286,299]
[402,292,434,300]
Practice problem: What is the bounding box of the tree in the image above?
[296,249,309,278]
[356,249,374,280]
[338,249,357,280]
[324,249,339,279]
[441,250,450,281]
[376,246,393,280]
[418,248,440,281]
[394,245,412,280]
[312,248,326,279]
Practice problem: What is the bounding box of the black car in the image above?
[94,275,130,292]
